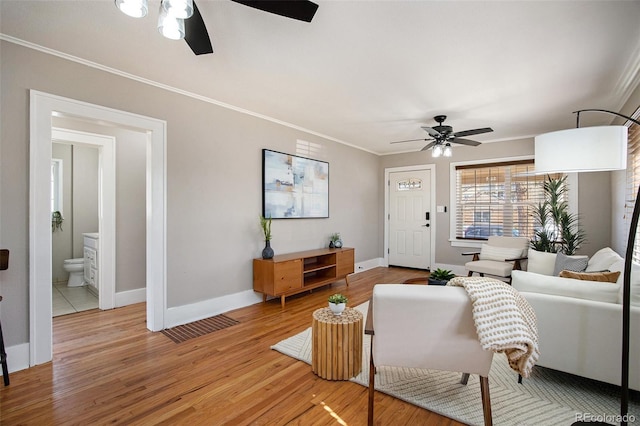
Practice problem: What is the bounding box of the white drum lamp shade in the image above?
[534,126,627,174]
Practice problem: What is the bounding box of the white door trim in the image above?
[30,90,167,366]
[384,164,436,269]
[51,128,116,310]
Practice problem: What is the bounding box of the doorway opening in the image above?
[384,165,436,270]
[30,91,167,367]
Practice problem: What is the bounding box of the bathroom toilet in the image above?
[63,258,85,287]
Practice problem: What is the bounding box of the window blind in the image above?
[624,108,640,262]
[455,160,562,240]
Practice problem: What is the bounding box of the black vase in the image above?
[262,241,274,259]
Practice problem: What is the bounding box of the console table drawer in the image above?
[273,260,302,293]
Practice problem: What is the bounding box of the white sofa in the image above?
[511,248,640,391]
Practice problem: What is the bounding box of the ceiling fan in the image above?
[391,115,493,154]
[115,0,319,56]
[187,0,319,55]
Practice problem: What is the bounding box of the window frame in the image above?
[449,155,578,248]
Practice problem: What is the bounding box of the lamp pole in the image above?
[573,109,640,425]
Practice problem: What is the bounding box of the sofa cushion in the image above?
[559,270,621,283]
[586,247,623,272]
[553,252,588,276]
[479,244,524,262]
[511,270,620,303]
[527,249,556,276]
[465,259,515,277]
[609,258,640,307]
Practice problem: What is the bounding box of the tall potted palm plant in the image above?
[530,175,586,255]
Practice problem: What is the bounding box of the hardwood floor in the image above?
[0,267,463,425]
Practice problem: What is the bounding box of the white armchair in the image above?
[463,236,529,284]
[367,284,494,426]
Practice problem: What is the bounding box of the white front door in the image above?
[388,169,432,269]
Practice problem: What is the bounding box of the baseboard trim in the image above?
[115,288,146,308]
[165,290,263,329]
[1,342,30,375]
[354,257,386,272]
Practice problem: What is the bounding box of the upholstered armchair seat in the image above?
[464,236,529,283]
[368,284,494,425]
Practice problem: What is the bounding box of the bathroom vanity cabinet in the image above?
[253,247,355,308]
[83,233,99,295]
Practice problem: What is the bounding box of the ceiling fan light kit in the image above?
[115,0,148,18]
[158,4,186,40]
[162,0,194,20]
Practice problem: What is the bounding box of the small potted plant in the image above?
[260,215,273,259]
[328,293,348,316]
[428,268,455,286]
[51,211,64,232]
[329,232,343,248]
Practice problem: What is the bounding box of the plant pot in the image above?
[428,278,449,286]
[262,241,274,259]
[334,240,343,248]
[328,302,346,316]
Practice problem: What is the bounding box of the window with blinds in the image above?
[455,160,563,240]
[624,109,640,262]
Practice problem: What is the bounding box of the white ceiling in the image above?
[2,0,640,155]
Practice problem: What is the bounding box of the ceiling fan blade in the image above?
[451,138,481,147]
[185,1,213,55]
[453,127,493,138]
[421,126,442,138]
[390,138,432,144]
[231,0,319,22]
[420,142,437,151]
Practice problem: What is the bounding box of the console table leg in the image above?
[281,295,285,309]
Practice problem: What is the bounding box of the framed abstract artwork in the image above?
[262,149,329,219]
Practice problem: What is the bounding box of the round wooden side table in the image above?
[311,306,363,380]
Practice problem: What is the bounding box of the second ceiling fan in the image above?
[391,115,493,154]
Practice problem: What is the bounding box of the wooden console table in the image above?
[253,247,354,308]
[312,307,363,380]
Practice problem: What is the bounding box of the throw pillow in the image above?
[478,244,524,262]
[585,247,623,272]
[553,252,588,276]
[559,270,621,283]
[527,249,557,276]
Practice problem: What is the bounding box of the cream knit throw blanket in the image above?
[448,276,540,378]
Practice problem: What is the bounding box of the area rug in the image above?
[271,302,639,426]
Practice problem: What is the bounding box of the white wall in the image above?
[0,40,381,349]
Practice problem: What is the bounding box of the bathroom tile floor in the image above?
[53,282,98,317]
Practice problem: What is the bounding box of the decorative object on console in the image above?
[531,175,586,255]
[427,268,455,286]
[262,149,329,219]
[329,232,342,248]
[259,215,273,259]
[535,108,638,425]
[328,293,348,316]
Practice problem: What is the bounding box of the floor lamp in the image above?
[535,109,639,425]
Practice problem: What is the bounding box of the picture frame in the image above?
[262,149,329,219]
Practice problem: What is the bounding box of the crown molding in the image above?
[0,33,378,156]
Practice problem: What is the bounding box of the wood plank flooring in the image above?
[0,267,463,425]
